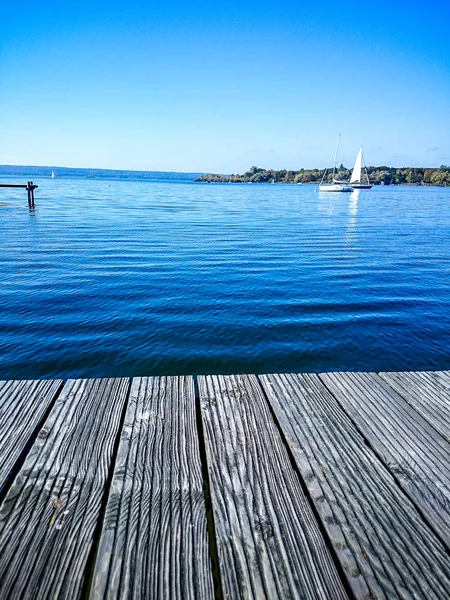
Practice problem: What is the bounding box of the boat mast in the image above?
[320,140,337,184]
[332,134,340,182]
[361,147,370,184]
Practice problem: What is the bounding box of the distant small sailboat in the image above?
[319,135,353,192]
[51,170,56,179]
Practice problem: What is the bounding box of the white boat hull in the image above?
[319,184,353,192]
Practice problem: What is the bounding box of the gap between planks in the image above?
[81,377,133,599]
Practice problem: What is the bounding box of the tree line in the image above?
[196,165,450,186]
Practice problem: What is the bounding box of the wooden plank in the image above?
[0,379,62,494]
[199,374,348,600]
[0,377,129,599]
[379,370,450,441]
[261,373,450,599]
[0,184,28,188]
[90,376,214,599]
[321,371,450,547]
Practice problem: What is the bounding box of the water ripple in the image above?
[1,178,450,378]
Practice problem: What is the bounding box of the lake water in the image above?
[1,178,450,380]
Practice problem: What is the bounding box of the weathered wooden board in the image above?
[321,371,450,548]
[0,379,62,494]
[0,377,129,599]
[379,370,450,442]
[90,376,214,600]
[261,373,450,599]
[199,374,348,600]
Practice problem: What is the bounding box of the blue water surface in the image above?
[1,178,449,379]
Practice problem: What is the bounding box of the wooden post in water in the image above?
[26,181,36,208]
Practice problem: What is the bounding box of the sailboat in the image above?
[319,135,353,192]
[348,147,372,189]
[51,170,56,179]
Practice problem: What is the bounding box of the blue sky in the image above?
[1,1,449,172]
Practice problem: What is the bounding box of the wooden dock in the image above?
[0,371,449,598]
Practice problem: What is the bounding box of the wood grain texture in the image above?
[199,374,348,600]
[261,372,450,599]
[90,376,214,600]
[379,370,450,441]
[0,377,129,599]
[0,379,62,494]
[320,371,450,548]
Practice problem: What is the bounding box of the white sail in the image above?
[350,147,363,183]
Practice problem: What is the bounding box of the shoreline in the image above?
[196,165,450,187]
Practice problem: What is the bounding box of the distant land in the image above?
[196,165,450,186]
[2,164,449,187]
[0,165,202,181]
